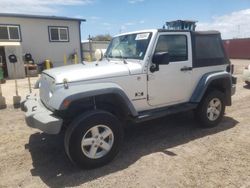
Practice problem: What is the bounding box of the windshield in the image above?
[105,32,152,60]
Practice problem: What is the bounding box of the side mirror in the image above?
[152,52,170,65]
[150,52,170,73]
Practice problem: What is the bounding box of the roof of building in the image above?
[0,13,86,22]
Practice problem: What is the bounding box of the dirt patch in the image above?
[0,60,249,188]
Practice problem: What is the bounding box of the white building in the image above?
[0,13,85,78]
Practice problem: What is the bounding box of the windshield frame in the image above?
[105,32,153,61]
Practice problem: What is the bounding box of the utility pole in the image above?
[88,35,93,61]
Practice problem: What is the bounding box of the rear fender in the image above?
[190,71,232,105]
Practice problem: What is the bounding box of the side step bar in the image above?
[135,103,197,123]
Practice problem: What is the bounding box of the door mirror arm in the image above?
[150,64,159,73]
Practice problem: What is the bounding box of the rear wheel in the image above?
[195,90,225,128]
[64,110,123,169]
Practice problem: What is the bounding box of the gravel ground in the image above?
[0,60,249,188]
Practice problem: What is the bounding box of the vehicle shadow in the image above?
[25,112,238,188]
[243,84,250,89]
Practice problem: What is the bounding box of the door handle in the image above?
[180,66,192,71]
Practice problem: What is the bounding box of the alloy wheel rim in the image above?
[207,98,222,121]
[81,125,114,159]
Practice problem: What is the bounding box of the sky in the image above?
[1,0,250,40]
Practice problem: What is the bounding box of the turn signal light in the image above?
[226,64,234,74]
[63,99,71,108]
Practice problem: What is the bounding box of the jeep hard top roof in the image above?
[158,29,221,35]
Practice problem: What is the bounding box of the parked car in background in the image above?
[243,64,250,85]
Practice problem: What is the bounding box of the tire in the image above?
[64,110,123,169]
[195,90,225,128]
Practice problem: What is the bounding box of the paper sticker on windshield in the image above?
[135,33,150,40]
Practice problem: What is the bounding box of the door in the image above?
[0,46,8,78]
[147,32,192,107]
[5,45,25,79]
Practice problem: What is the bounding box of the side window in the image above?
[195,35,224,59]
[0,25,21,41]
[48,26,69,42]
[193,34,227,67]
[155,35,188,62]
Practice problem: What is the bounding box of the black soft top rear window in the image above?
[193,33,228,68]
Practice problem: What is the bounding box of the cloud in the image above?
[102,22,111,26]
[101,22,112,30]
[197,9,250,39]
[120,20,146,32]
[124,22,136,26]
[119,22,135,31]
[139,20,145,24]
[0,0,93,14]
[73,15,85,19]
[89,16,101,20]
[128,0,144,4]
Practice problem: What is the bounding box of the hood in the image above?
[43,59,143,83]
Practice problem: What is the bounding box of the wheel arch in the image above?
[190,71,232,106]
[51,84,138,122]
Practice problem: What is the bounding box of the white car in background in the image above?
[243,64,250,85]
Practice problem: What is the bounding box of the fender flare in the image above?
[48,83,138,116]
[190,71,232,104]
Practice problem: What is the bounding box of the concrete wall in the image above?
[0,16,82,67]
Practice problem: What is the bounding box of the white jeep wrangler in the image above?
[21,29,236,169]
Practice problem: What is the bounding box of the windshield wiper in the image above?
[117,50,127,64]
[104,54,110,62]
[105,51,127,64]
[122,58,128,64]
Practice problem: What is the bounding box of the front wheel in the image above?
[64,110,123,169]
[195,90,225,128]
